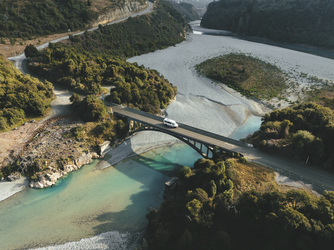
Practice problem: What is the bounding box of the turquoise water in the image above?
[0,143,202,250]
[230,115,262,140]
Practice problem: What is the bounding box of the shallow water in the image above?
[230,115,262,140]
[0,144,201,250]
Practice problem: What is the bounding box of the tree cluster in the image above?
[0,55,54,131]
[247,102,334,170]
[201,0,334,49]
[27,46,177,114]
[143,154,334,250]
[0,0,97,39]
[70,94,107,122]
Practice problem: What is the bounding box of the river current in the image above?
[0,144,202,249]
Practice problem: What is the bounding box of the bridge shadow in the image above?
[91,138,201,243]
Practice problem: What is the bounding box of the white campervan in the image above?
[163,118,178,128]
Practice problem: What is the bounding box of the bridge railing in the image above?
[111,104,251,149]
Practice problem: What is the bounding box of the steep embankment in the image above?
[90,0,147,26]
[201,0,334,49]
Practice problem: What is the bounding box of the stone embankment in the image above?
[91,0,147,27]
[15,117,101,189]
[29,151,95,188]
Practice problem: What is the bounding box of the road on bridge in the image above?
[110,104,334,192]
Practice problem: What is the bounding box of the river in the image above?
[2,19,334,249]
[0,144,202,249]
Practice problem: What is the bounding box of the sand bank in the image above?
[0,177,29,202]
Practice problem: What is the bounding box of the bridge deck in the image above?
[109,104,334,192]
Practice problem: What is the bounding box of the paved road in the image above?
[111,104,334,192]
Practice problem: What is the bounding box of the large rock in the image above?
[99,141,110,155]
[29,152,93,188]
[75,152,92,168]
[91,0,146,26]
[6,172,21,182]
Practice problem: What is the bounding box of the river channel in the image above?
[2,18,334,249]
[0,144,202,249]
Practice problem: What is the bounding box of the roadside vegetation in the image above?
[245,102,334,171]
[201,0,334,49]
[196,53,287,100]
[0,55,54,131]
[140,151,334,250]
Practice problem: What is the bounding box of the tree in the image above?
[80,95,107,121]
[24,45,39,58]
[187,199,203,220]
[70,93,82,104]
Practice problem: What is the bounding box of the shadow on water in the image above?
[91,140,201,242]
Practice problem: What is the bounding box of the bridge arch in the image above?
[127,120,216,158]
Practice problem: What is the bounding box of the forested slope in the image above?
[26,0,186,113]
[0,0,98,39]
[0,55,53,131]
[201,0,334,49]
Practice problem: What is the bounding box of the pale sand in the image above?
[0,177,29,202]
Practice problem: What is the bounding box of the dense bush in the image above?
[247,102,334,170]
[143,155,334,250]
[26,0,181,114]
[28,48,177,113]
[70,94,107,122]
[201,0,334,49]
[66,0,190,57]
[0,0,98,39]
[0,55,54,130]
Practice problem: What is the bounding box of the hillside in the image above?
[26,0,186,113]
[0,0,146,40]
[201,0,334,49]
[169,2,201,21]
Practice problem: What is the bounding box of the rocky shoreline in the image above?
[29,151,94,189]
[3,116,107,190]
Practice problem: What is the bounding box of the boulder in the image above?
[75,152,92,168]
[6,172,21,182]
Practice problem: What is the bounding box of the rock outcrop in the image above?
[29,152,92,189]
[90,0,147,27]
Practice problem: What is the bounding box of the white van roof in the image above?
[163,118,176,123]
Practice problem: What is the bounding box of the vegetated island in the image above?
[195,53,287,101]
[200,0,334,50]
